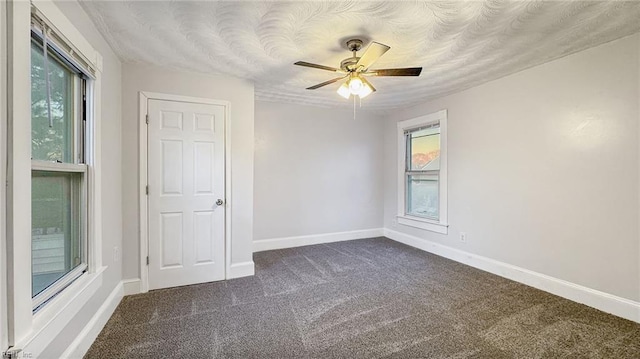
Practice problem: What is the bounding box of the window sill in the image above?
[22,266,107,356]
[397,215,448,234]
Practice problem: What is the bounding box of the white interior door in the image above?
[147,99,225,290]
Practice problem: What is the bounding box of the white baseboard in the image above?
[384,228,640,324]
[122,278,141,296]
[228,261,255,279]
[60,281,124,358]
[253,228,385,252]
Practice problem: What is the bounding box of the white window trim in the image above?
[6,0,105,356]
[1,0,9,351]
[397,110,449,234]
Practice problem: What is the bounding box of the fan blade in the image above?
[361,77,376,92]
[355,42,390,70]
[366,67,422,76]
[306,76,347,90]
[294,61,340,72]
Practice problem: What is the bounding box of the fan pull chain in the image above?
[353,95,356,120]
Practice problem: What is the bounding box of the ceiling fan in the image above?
[294,39,422,99]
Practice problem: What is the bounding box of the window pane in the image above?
[31,40,74,163]
[32,171,82,297]
[407,174,439,219]
[408,127,440,171]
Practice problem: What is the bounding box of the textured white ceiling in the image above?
[80,1,640,109]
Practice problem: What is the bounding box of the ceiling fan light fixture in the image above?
[337,82,351,99]
[358,82,373,98]
[348,76,364,94]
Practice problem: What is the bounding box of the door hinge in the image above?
[3,347,22,359]
[146,256,149,265]
[146,185,149,195]
[145,114,149,124]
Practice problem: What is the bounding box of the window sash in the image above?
[406,170,439,176]
[403,122,439,135]
[31,160,86,172]
[405,172,440,220]
[405,130,440,172]
[31,167,88,310]
[30,34,85,165]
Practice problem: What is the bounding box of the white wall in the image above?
[254,101,384,243]
[42,0,123,356]
[120,64,255,280]
[384,34,640,302]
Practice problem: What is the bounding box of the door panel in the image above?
[160,212,183,268]
[194,211,215,264]
[194,141,214,194]
[148,99,225,290]
[161,139,183,195]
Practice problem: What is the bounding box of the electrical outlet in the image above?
[459,232,467,243]
[113,246,120,262]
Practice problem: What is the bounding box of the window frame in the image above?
[405,124,441,220]
[30,26,90,311]
[396,110,449,234]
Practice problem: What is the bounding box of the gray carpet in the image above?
[85,237,640,358]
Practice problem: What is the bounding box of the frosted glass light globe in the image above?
[337,82,351,99]
[348,77,364,94]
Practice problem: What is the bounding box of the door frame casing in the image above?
[138,91,231,293]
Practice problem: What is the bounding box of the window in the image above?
[397,110,448,234]
[30,28,88,310]
[5,3,103,353]
[406,124,440,219]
